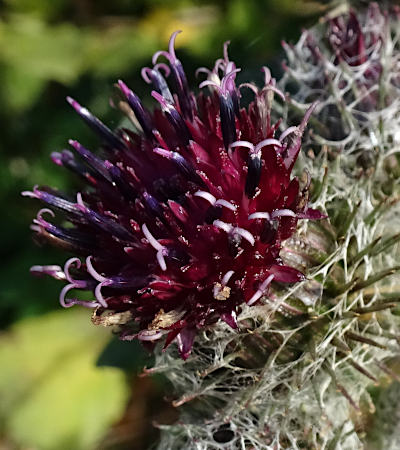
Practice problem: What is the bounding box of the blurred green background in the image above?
[0,0,324,448]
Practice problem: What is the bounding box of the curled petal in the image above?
[153,63,170,77]
[86,256,108,283]
[64,257,83,284]
[152,30,193,120]
[263,84,286,101]
[194,190,217,205]
[94,281,110,308]
[271,209,296,219]
[254,138,282,153]
[222,270,235,285]
[213,219,233,234]
[279,126,298,142]
[199,79,222,93]
[60,283,100,309]
[262,66,271,85]
[221,68,241,94]
[230,140,255,151]
[215,199,237,211]
[34,208,55,225]
[248,212,271,221]
[60,284,78,308]
[233,227,255,246]
[195,67,213,78]
[152,30,182,65]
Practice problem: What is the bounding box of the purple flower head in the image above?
[25,32,323,359]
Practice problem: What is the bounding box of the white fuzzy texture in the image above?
[280,2,400,170]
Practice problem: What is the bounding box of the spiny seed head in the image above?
[24,32,323,359]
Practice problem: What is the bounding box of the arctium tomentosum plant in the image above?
[24,31,323,360]
[23,9,400,450]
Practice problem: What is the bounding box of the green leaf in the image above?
[0,309,129,450]
[0,15,85,112]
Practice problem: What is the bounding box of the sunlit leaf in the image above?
[0,309,129,450]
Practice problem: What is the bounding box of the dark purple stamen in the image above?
[36,219,96,250]
[105,161,138,200]
[245,154,262,198]
[231,90,240,118]
[101,275,146,291]
[223,69,240,118]
[169,62,193,121]
[152,31,193,120]
[141,67,175,105]
[142,191,164,219]
[76,204,134,242]
[153,148,202,185]
[152,91,192,146]
[69,140,112,182]
[219,94,237,150]
[199,68,240,150]
[66,97,126,150]
[118,80,154,139]
[51,150,95,181]
[51,152,64,166]
[22,188,84,218]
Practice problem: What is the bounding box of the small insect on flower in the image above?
[24,31,323,359]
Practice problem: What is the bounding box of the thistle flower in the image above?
[24,31,321,359]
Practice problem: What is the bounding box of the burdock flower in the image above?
[281,2,400,156]
[24,31,321,359]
